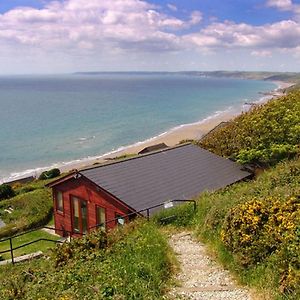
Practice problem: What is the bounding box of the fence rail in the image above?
[0,199,196,264]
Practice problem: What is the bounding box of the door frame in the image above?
[70,195,89,235]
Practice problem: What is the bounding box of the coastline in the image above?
[0,80,294,183]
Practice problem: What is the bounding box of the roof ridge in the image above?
[79,142,193,172]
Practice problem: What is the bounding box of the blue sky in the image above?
[1,0,300,73]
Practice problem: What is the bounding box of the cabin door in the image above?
[71,196,88,235]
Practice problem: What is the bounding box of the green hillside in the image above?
[0,89,299,299]
[199,90,300,166]
[0,221,174,300]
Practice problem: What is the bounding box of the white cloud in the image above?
[266,0,293,10]
[0,0,300,72]
[186,20,300,50]
[266,0,300,14]
[189,11,202,25]
[251,50,272,57]
[0,0,192,53]
[167,4,177,12]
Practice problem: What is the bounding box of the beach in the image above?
[58,80,294,173]
[0,78,293,183]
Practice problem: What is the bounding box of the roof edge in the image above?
[45,171,78,188]
[80,142,192,173]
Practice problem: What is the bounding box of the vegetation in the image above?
[38,168,61,180]
[199,91,300,166]
[0,184,15,201]
[155,154,300,299]
[0,230,60,260]
[0,188,52,238]
[0,89,299,299]
[0,221,175,300]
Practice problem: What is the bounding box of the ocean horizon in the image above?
[0,73,276,183]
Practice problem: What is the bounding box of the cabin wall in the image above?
[52,176,132,237]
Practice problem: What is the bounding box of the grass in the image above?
[154,157,300,299]
[0,230,60,260]
[0,220,175,300]
[198,90,300,165]
[0,188,53,238]
[12,178,55,195]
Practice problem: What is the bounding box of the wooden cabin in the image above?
[47,143,252,237]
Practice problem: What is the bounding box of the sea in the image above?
[0,73,276,183]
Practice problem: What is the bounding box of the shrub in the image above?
[0,184,15,200]
[199,91,300,166]
[38,168,60,180]
[51,229,108,267]
[0,221,174,300]
[221,196,300,293]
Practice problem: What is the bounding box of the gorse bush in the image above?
[199,91,300,166]
[0,184,15,200]
[222,197,300,285]
[156,157,300,299]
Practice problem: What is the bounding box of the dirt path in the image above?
[168,232,253,300]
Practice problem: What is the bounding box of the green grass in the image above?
[12,178,55,195]
[199,90,300,166]
[154,157,300,299]
[0,221,175,300]
[0,188,53,238]
[0,230,60,260]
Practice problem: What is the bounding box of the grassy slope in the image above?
[155,157,300,299]
[0,175,66,238]
[155,90,300,299]
[0,221,175,300]
[0,188,53,238]
[0,230,60,260]
[199,90,300,165]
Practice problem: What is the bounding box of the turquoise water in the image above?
[0,74,276,182]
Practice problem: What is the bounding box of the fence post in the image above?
[9,237,14,265]
[147,209,150,221]
[193,200,196,212]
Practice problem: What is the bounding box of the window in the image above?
[71,196,88,234]
[96,206,106,229]
[56,191,63,213]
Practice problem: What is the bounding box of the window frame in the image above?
[70,195,89,234]
[55,190,64,214]
[96,205,107,229]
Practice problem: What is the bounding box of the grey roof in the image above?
[80,144,251,215]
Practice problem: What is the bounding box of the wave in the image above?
[0,106,239,184]
[0,82,280,184]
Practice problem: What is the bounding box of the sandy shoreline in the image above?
[57,80,294,173]
[1,80,295,183]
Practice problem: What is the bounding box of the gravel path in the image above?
[168,232,253,300]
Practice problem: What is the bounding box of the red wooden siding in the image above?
[52,176,133,237]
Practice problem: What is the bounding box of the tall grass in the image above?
[154,157,300,299]
[0,188,52,238]
[0,221,175,300]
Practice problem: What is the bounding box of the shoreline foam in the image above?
[0,80,294,184]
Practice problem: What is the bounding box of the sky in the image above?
[1,0,300,73]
